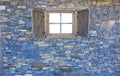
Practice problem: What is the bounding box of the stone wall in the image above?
[0,0,120,76]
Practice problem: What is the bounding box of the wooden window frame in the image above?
[32,8,89,38]
[45,8,77,38]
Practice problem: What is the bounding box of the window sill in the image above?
[46,34,76,39]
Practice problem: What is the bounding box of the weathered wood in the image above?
[0,27,4,76]
[32,9,45,38]
[77,9,89,37]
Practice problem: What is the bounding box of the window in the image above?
[49,13,72,34]
[45,9,77,38]
[32,8,89,38]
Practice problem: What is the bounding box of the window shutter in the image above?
[77,9,89,37]
[32,9,45,38]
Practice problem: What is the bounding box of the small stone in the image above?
[96,24,101,26]
[26,32,32,34]
[19,20,25,24]
[64,45,73,49]
[48,0,54,3]
[117,54,120,60]
[6,35,11,39]
[65,51,71,54]
[78,44,87,47]
[103,44,109,48]
[89,47,94,51]
[10,68,16,73]
[40,54,52,58]
[43,67,50,70]
[34,41,49,46]
[67,3,75,8]
[17,38,26,40]
[59,67,72,72]
[16,63,22,68]
[32,63,45,68]
[50,68,54,71]
[75,59,80,62]
[26,71,32,74]
[100,42,103,44]
[56,43,63,46]
[7,9,11,12]
[91,14,97,18]
[59,62,67,66]
[78,53,85,56]
[18,6,27,9]
[115,35,120,43]
[40,5,47,8]
[104,37,115,40]
[40,73,54,76]
[8,63,16,67]
[51,52,56,55]
[24,74,32,76]
[15,75,23,76]
[87,57,93,61]
[4,64,8,67]
[15,10,21,15]
[89,31,97,36]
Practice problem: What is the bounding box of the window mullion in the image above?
[60,13,62,34]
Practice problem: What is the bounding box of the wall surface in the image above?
[0,0,120,76]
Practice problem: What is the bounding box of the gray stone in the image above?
[15,75,23,76]
[10,68,16,73]
[95,24,101,26]
[24,74,32,76]
[89,31,97,36]
[19,20,25,24]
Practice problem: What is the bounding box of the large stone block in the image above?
[0,5,6,10]
[101,20,115,30]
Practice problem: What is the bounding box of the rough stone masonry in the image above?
[0,0,120,76]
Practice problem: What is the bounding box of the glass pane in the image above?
[61,13,72,23]
[49,13,60,23]
[49,24,60,33]
[61,24,72,33]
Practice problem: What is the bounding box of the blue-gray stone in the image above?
[4,72,15,76]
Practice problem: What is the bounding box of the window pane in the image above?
[61,24,72,33]
[61,13,72,23]
[49,24,60,33]
[49,13,60,23]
